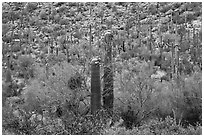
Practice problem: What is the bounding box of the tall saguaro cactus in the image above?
[6,55,12,83]
[91,57,101,114]
[175,23,180,82]
[103,31,114,113]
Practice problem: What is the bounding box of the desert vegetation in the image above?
[2,2,202,135]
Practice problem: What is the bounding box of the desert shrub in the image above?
[2,105,39,135]
[21,62,86,114]
[60,109,111,135]
[2,107,18,130]
[114,57,202,129]
[102,116,202,135]
[68,72,83,90]
[2,106,113,135]
[3,61,91,134]
[2,80,13,99]
[46,53,67,66]
[11,44,22,52]
[17,55,35,79]
[151,71,202,126]
[19,61,88,125]
[171,72,202,126]
[21,79,50,114]
[18,55,34,69]
[152,80,175,119]
[3,99,66,135]
[114,58,158,128]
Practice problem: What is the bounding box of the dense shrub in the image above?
[114,58,157,128]
[46,53,67,66]
[20,62,88,114]
[2,59,202,135]
[102,116,202,135]
[173,72,202,126]
[114,57,202,128]
[68,72,83,90]
[2,104,39,135]
[2,61,91,134]
[18,55,34,69]
[2,106,113,135]
[2,2,202,135]
[17,55,35,79]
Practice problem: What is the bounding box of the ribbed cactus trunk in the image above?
[65,44,71,63]
[171,42,175,81]
[175,24,180,82]
[50,45,54,54]
[55,41,59,56]
[103,31,114,113]
[45,63,49,79]
[5,68,12,83]
[6,56,12,83]
[91,58,101,114]
[56,46,59,56]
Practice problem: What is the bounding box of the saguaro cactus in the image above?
[103,31,114,113]
[56,46,59,56]
[91,57,101,114]
[6,55,12,83]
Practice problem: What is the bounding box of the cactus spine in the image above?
[91,57,101,114]
[103,31,114,113]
